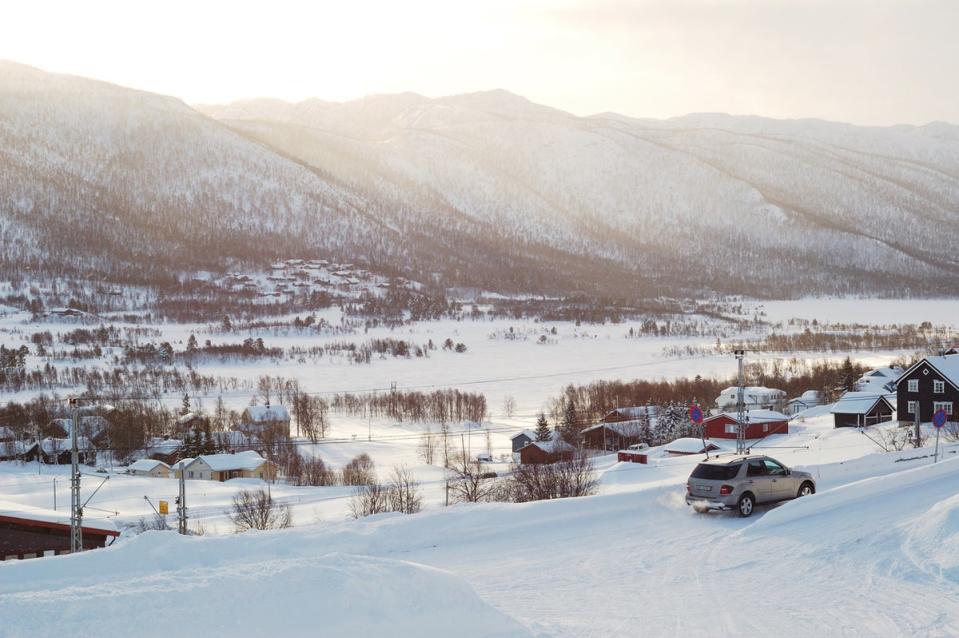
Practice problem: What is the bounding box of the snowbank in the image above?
[0,534,531,638]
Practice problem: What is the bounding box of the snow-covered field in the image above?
[3,413,959,636]
[2,298,941,419]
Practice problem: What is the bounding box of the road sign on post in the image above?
[689,404,704,425]
[934,408,947,463]
[159,500,169,515]
[690,403,709,458]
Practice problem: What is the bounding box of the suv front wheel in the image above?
[737,493,755,518]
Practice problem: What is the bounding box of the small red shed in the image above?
[704,410,789,440]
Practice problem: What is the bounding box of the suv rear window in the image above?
[691,463,741,481]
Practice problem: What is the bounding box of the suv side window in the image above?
[763,459,786,476]
[747,460,765,476]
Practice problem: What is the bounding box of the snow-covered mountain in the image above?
[202,90,959,296]
[4,60,959,297]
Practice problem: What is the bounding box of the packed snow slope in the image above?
[5,448,959,637]
[204,90,959,296]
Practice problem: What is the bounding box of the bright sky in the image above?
[2,0,956,126]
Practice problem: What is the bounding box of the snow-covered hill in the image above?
[5,434,959,636]
[204,90,959,296]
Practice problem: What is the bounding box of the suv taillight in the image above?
[719,485,733,496]
[686,483,691,494]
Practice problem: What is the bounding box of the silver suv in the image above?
[685,455,816,517]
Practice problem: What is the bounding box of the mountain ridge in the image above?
[3,61,959,298]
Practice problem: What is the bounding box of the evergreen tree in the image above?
[186,334,198,353]
[201,421,216,455]
[638,405,652,445]
[563,399,577,432]
[534,413,552,441]
[840,356,856,392]
[181,430,198,459]
[180,393,191,417]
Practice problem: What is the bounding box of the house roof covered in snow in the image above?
[242,405,290,422]
[664,438,719,454]
[830,393,894,415]
[170,457,194,470]
[898,355,959,390]
[706,409,789,424]
[582,419,654,436]
[0,500,118,535]
[128,459,170,472]
[511,429,537,441]
[527,437,575,455]
[190,450,268,472]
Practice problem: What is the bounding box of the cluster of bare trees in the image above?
[229,489,293,532]
[549,357,875,425]
[668,322,958,357]
[331,389,486,424]
[349,464,423,518]
[503,453,598,502]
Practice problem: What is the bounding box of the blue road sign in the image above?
[689,404,704,424]
[934,408,947,429]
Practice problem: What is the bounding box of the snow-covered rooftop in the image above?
[0,500,118,534]
[243,405,291,422]
[129,459,170,472]
[708,409,789,424]
[905,355,959,387]
[664,438,719,454]
[830,393,893,415]
[191,450,268,472]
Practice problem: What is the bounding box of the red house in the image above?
[519,439,575,465]
[704,410,789,440]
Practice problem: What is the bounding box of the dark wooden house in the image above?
[518,439,575,465]
[0,504,119,560]
[582,422,643,451]
[896,355,959,424]
[510,430,537,454]
[830,393,894,428]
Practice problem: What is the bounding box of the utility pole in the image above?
[735,350,747,455]
[53,478,57,511]
[69,397,83,554]
[176,464,188,535]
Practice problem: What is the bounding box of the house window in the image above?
[188,471,194,478]
[907,401,917,415]
[908,379,919,392]
[763,423,769,433]
[934,401,953,416]
[934,380,945,394]
[724,424,736,434]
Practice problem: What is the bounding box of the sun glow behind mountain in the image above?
[2,0,958,126]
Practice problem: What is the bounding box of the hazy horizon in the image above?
[2,0,957,128]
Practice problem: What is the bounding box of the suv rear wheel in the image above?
[737,493,755,518]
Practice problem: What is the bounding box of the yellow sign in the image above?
[159,500,169,515]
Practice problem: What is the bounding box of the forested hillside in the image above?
[4,60,959,300]
[204,91,959,296]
